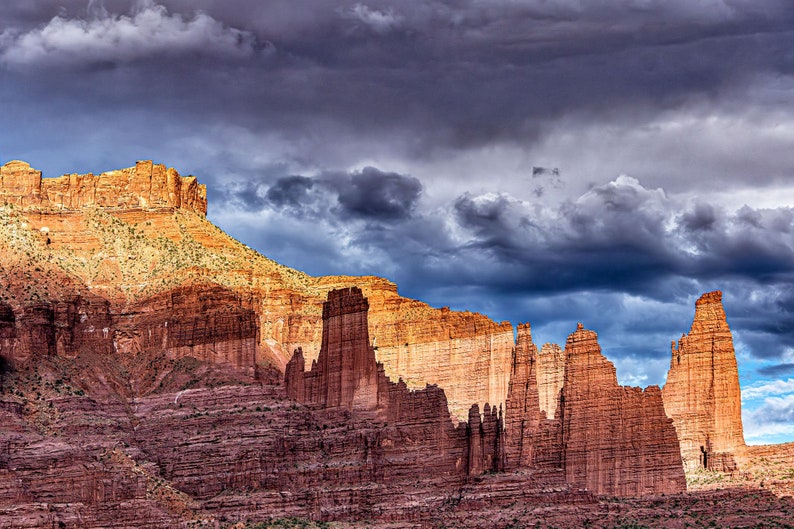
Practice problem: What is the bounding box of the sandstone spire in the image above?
[561,324,685,495]
[662,290,746,472]
[286,286,383,411]
[504,323,541,469]
[537,342,564,419]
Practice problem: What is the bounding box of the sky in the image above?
[1,0,793,444]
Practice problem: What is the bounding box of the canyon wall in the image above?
[537,342,564,419]
[285,287,503,476]
[503,323,543,470]
[0,161,750,508]
[662,291,746,472]
[0,160,207,215]
[0,284,260,395]
[0,160,513,422]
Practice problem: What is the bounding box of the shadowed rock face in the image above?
[663,290,746,472]
[285,287,504,477]
[0,285,261,398]
[503,323,542,470]
[561,324,686,496]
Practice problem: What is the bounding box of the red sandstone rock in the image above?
[0,160,207,215]
[0,160,513,420]
[662,290,746,472]
[505,322,685,496]
[0,161,764,526]
[286,287,503,477]
[561,323,686,496]
[537,342,564,419]
[503,323,542,470]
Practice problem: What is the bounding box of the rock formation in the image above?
[503,323,542,470]
[662,290,746,472]
[505,323,686,496]
[560,323,686,496]
[537,342,564,419]
[0,160,207,215]
[0,283,261,397]
[0,160,512,421]
[285,287,503,476]
[288,287,384,411]
[0,160,768,527]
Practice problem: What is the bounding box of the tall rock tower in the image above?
[503,323,542,469]
[286,286,382,411]
[662,291,746,472]
[561,324,685,495]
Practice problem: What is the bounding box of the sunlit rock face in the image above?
[0,160,207,215]
[504,323,686,496]
[0,160,514,420]
[663,290,746,472]
[285,286,504,478]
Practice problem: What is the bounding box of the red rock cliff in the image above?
[537,343,564,419]
[561,323,686,496]
[285,287,504,476]
[505,322,686,496]
[662,290,746,472]
[0,160,511,421]
[0,160,206,215]
[504,323,542,470]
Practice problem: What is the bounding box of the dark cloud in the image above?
[265,176,314,210]
[334,167,422,220]
[233,167,422,223]
[681,203,718,232]
[758,364,794,377]
[3,0,794,180]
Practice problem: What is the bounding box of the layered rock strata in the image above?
[561,324,686,495]
[286,287,503,476]
[0,160,207,215]
[503,324,543,470]
[505,323,686,496]
[662,291,746,472]
[0,160,512,421]
[0,284,261,395]
[537,342,564,418]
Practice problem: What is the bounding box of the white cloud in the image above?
[743,393,794,444]
[347,4,404,34]
[0,0,257,68]
[742,378,794,400]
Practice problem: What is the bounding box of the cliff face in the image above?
[0,160,512,420]
[0,284,261,400]
[0,160,207,215]
[537,342,564,419]
[291,288,383,411]
[561,324,686,496]
[662,291,746,472]
[504,323,686,496]
[0,160,754,520]
[285,287,503,476]
[503,323,542,470]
